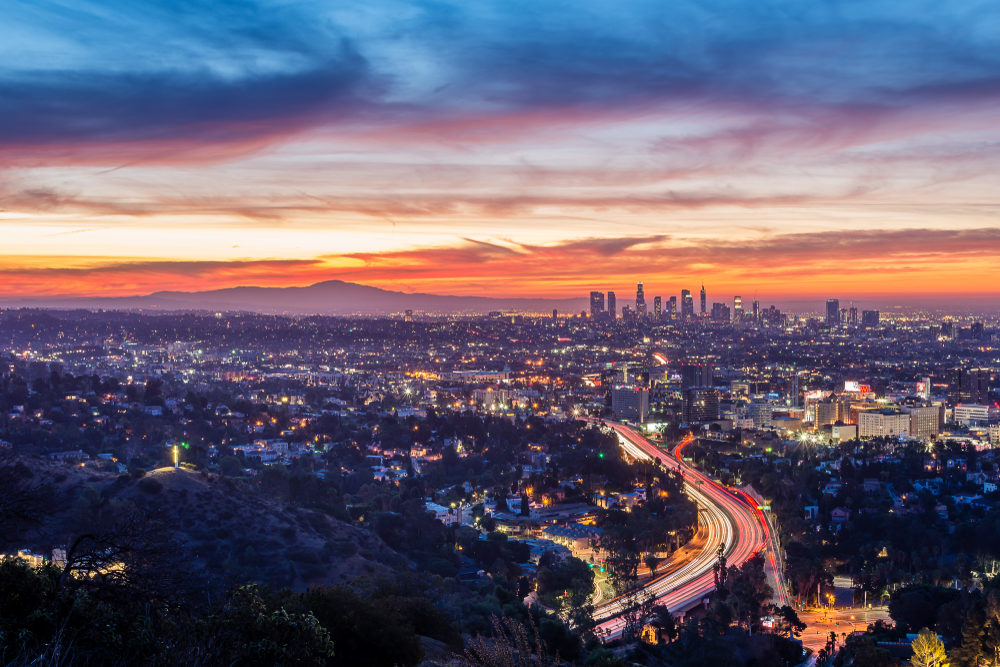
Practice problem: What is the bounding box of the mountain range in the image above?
[0,280,588,315]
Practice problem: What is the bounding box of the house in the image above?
[913,479,943,496]
[822,481,844,496]
[862,479,881,496]
[831,507,852,524]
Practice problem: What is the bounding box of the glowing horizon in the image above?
[2,1,1000,304]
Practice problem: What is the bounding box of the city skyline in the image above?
[2,1,1000,300]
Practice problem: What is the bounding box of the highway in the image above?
[590,422,788,638]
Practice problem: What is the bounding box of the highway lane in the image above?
[590,422,780,638]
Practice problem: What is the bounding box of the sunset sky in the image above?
[2,0,1000,302]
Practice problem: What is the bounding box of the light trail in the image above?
[589,422,787,638]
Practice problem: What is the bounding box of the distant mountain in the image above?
[1,280,588,315]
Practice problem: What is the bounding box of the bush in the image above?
[137,477,162,494]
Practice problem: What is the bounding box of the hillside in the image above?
[5,461,399,592]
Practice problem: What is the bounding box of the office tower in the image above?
[815,401,839,427]
[752,300,759,324]
[608,291,617,319]
[680,362,713,389]
[861,310,879,328]
[653,296,662,319]
[733,295,743,323]
[904,405,940,440]
[683,388,720,423]
[611,386,649,422]
[826,299,840,327]
[668,296,677,321]
[636,282,646,317]
[858,411,910,438]
[949,368,990,405]
[700,285,706,318]
[681,289,693,319]
[552,308,558,320]
[589,291,605,319]
[848,307,858,326]
[711,302,730,322]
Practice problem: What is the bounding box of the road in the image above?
[798,606,891,652]
[590,422,788,638]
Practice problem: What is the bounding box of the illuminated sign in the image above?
[844,381,860,392]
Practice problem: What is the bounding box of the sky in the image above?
[2,0,1000,303]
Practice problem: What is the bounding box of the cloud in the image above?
[0,257,326,297]
[2,228,999,299]
[2,0,999,163]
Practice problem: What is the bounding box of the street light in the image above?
[173,445,179,469]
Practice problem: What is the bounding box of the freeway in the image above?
[591,422,788,637]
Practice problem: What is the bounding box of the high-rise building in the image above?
[858,410,910,438]
[861,310,879,328]
[608,291,617,320]
[589,291,605,319]
[681,289,694,319]
[710,302,730,322]
[680,362,713,389]
[700,285,706,318]
[752,300,759,324]
[683,388,720,423]
[826,299,840,327]
[636,282,646,317]
[950,368,990,405]
[904,405,941,440]
[733,296,743,323]
[668,296,677,321]
[848,307,859,326]
[653,296,662,319]
[611,386,649,423]
[815,402,840,427]
[749,402,775,428]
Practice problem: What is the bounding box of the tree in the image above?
[772,604,806,639]
[910,627,949,667]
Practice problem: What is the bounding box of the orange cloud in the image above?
[2,228,999,302]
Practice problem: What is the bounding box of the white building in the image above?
[611,386,649,423]
[954,404,990,426]
[748,402,775,429]
[858,410,910,438]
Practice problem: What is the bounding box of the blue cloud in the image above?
[1,0,998,148]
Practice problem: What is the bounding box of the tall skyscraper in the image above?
[607,291,617,320]
[752,300,759,324]
[848,307,858,326]
[949,367,990,405]
[700,285,706,318]
[861,310,879,328]
[681,289,693,319]
[636,282,646,317]
[826,299,840,327]
[668,296,677,321]
[653,296,662,319]
[589,291,605,319]
[733,295,743,323]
